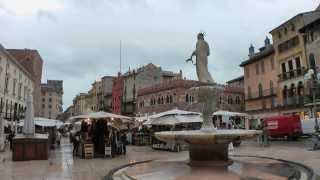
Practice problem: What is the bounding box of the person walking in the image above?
[121,132,127,155]
[73,131,80,156]
[8,129,14,151]
[261,121,269,147]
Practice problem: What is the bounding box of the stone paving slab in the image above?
[0,138,319,180]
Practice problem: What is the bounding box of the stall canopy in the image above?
[213,110,248,117]
[68,111,132,123]
[19,117,63,128]
[144,109,202,126]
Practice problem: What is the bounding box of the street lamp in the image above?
[304,69,320,132]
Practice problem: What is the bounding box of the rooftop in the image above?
[226,76,244,84]
[240,45,274,67]
[270,10,320,33]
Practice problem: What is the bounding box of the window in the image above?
[42,104,45,108]
[256,63,260,75]
[49,98,52,102]
[219,96,222,104]
[245,68,250,78]
[261,61,265,74]
[49,105,52,109]
[186,94,189,103]
[247,86,252,98]
[291,23,295,31]
[228,96,233,104]
[12,79,17,96]
[278,36,299,53]
[42,98,45,102]
[309,53,316,70]
[270,81,274,94]
[295,57,301,69]
[288,60,294,78]
[258,83,263,97]
[271,57,275,70]
[4,75,9,93]
[18,83,22,98]
[284,27,288,35]
[235,96,240,104]
[278,31,282,39]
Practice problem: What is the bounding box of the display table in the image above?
[12,134,49,161]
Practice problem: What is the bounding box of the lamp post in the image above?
[0,102,4,152]
[304,68,320,132]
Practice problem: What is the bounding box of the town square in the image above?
[1,0,320,179]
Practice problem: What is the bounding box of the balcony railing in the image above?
[246,88,277,100]
[278,67,307,81]
[282,96,304,108]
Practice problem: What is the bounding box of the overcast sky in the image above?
[0,0,319,109]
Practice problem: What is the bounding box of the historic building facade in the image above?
[73,93,88,115]
[7,48,43,117]
[299,16,320,118]
[112,73,124,114]
[270,10,320,115]
[40,80,63,119]
[121,63,181,116]
[0,44,34,123]
[222,76,245,112]
[101,76,114,112]
[240,38,279,117]
[136,78,244,116]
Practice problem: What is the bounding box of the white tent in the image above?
[68,111,132,123]
[213,110,248,117]
[149,115,203,126]
[144,109,202,126]
[19,117,63,128]
[148,109,200,119]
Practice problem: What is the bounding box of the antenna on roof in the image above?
[119,40,122,73]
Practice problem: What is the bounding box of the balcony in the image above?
[282,96,304,108]
[246,89,277,100]
[278,67,307,81]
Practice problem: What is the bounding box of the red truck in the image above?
[263,115,302,140]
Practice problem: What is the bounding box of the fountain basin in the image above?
[155,130,261,165]
[155,130,261,145]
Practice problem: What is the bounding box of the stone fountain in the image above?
[105,33,316,180]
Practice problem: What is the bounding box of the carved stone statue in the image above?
[186,33,214,83]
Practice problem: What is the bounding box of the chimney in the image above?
[249,44,255,57]
[264,36,271,47]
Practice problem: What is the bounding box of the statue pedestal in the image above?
[12,134,49,161]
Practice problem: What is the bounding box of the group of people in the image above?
[69,119,133,158]
[108,130,128,155]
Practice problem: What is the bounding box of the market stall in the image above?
[213,110,249,129]
[145,109,202,152]
[18,117,63,149]
[69,111,132,159]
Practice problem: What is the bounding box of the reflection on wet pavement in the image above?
[0,138,319,180]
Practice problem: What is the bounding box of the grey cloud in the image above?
[1,0,319,108]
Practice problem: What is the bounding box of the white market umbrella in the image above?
[148,109,200,119]
[23,94,35,135]
[213,110,248,117]
[87,111,132,121]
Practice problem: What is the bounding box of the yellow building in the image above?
[270,10,320,116]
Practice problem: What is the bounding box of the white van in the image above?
[301,118,317,135]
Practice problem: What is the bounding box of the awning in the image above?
[148,109,201,119]
[213,110,248,117]
[19,117,63,128]
[68,111,132,123]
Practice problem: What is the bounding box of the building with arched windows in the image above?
[240,38,278,117]
[0,44,34,130]
[136,78,244,116]
[300,16,320,118]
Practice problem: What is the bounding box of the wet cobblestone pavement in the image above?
[0,138,319,180]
